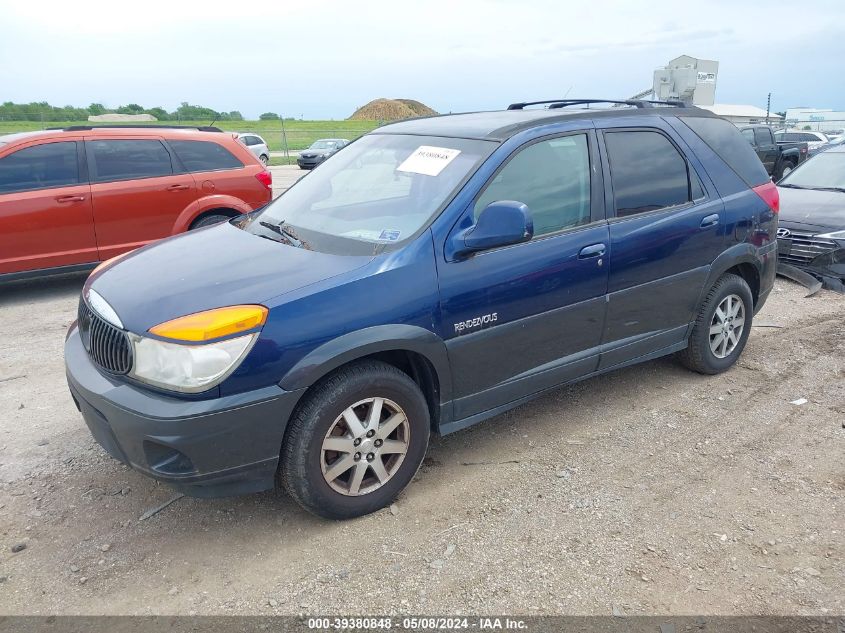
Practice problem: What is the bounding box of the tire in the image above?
[259,154,269,166]
[678,273,754,375]
[280,360,430,520]
[190,213,232,230]
[778,160,796,180]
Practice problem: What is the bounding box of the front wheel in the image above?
[678,273,753,375]
[280,361,430,519]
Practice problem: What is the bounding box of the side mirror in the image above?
[456,201,533,256]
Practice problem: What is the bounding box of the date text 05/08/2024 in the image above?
[307,617,527,630]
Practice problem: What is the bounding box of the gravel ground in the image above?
[0,276,842,616]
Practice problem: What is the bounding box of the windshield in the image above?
[780,152,845,190]
[245,134,497,255]
[310,140,339,150]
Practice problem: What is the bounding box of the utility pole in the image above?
[280,115,290,164]
[765,92,771,125]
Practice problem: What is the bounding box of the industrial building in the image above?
[632,55,782,126]
[784,108,845,133]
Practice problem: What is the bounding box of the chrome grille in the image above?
[78,298,133,375]
[777,230,838,266]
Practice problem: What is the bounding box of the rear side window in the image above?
[755,128,773,145]
[88,139,173,182]
[741,128,755,144]
[604,131,690,217]
[0,142,79,193]
[681,116,769,187]
[169,140,243,172]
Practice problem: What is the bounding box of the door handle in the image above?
[56,195,85,203]
[700,213,720,228]
[578,243,606,259]
[166,184,190,191]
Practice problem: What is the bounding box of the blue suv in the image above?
[65,99,780,519]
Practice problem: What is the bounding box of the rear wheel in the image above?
[280,361,430,519]
[259,154,269,166]
[678,273,753,374]
[778,160,796,180]
[190,213,232,230]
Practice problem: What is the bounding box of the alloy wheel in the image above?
[709,293,745,359]
[320,397,410,496]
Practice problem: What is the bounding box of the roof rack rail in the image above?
[47,124,224,132]
[506,99,687,110]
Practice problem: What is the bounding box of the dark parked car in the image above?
[738,125,808,179]
[776,144,845,291]
[65,99,779,519]
[297,138,349,169]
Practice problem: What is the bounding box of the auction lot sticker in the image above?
[397,146,461,176]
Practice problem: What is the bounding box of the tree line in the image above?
[0,101,248,122]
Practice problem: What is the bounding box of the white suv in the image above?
[237,133,270,165]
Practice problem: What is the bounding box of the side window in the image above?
[0,142,79,193]
[169,140,244,172]
[474,134,591,237]
[741,128,755,144]
[87,139,172,182]
[604,130,690,218]
[755,128,773,145]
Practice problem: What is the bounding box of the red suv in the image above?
[0,125,273,279]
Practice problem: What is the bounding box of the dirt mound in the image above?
[348,98,438,121]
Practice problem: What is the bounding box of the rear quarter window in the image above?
[169,140,244,172]
[681,116,769,187]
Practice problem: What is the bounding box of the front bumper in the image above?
[777,235,845,293]
[65,325,305,498]
[296,155,325,168]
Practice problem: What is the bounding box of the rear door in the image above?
[0,139,96,275]
[597,125,724,369]
[86,137,197,260]
[753,127,778,174]
[167,139,262,207]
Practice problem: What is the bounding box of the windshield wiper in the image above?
[813,186,845,193]
[258,220,303,247]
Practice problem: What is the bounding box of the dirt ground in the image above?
[0,276,842,616]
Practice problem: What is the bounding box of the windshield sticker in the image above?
[397,146,461,177]
[378,229,401,241]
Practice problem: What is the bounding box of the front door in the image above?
[597,127,725,369]
[437,131,609,420]
[85,138,197,260]
[0,139,96,275]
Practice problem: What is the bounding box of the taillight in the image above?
[752,181,779,214]
[255,170,272,190]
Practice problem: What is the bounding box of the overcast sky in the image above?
[1,0,842,119]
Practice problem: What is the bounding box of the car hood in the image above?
[87,222,373,334]
[301,148,333,156]
[777,187,845,231]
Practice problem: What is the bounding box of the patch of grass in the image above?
[0,119,383,152]
[268,155,301,167]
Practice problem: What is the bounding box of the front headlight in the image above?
[129,305,267,393]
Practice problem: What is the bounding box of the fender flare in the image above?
[172,194,252,234]
[278,324,453,404]
[696,243,763,309]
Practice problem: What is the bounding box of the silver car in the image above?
[236,133,270,165]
